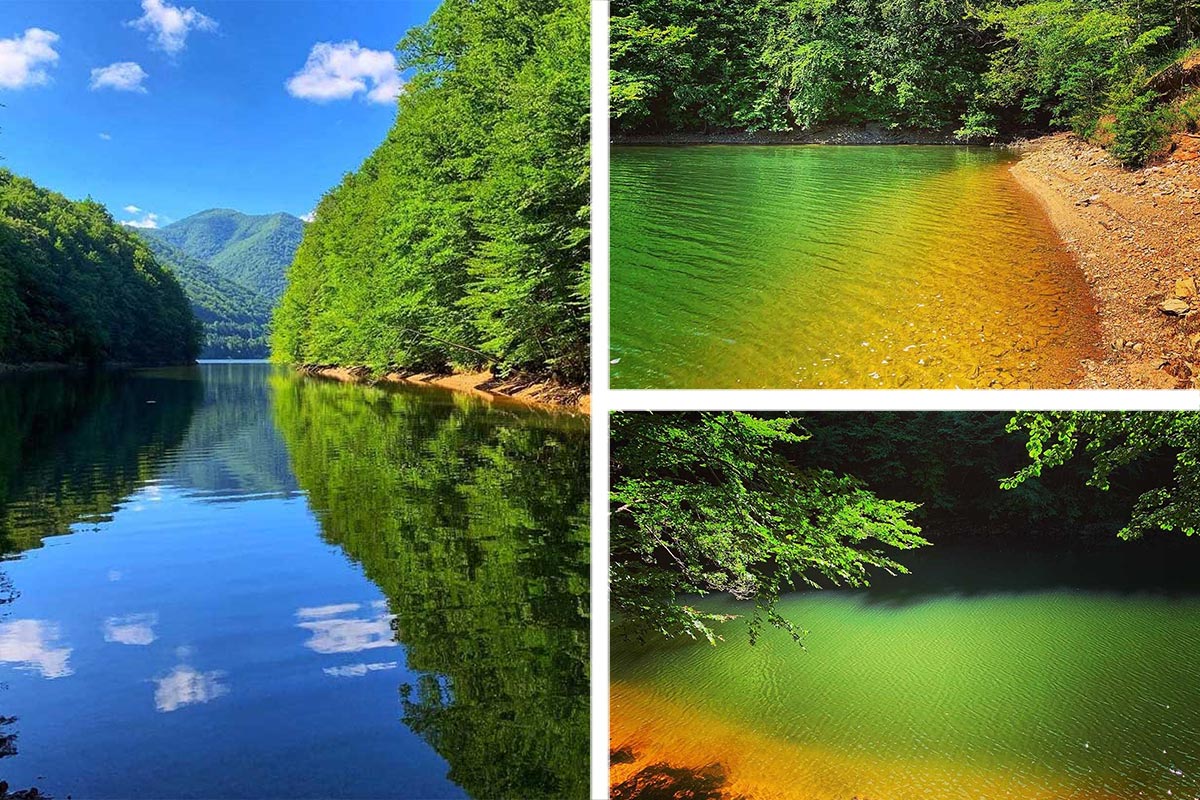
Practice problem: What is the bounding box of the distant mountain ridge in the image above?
[139,236,274,359]
[144,208,304,301]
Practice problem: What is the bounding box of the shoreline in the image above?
[610,124,1044,147]
[297,364,590,414]
[1010,133,1198,389]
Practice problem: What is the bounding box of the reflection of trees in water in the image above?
[271,374,589,800]
[0,368,202,556]
[0,368,202,800]
[163,363,298,498]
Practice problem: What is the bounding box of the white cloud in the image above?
[0,619,73,678]
[127,0,216,55]
[103,613,158,646]
[154,664,228,712]
[0,28,60,90]
[286,41,401,105]
[300,211,315,223]
[90,62,148,93]
[296,602,396,654]
[99,132,113,141]
[120,208,160,229]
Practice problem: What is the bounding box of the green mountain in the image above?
[0,169,201,366]
[145,209,304,301]
[139,235,273,359]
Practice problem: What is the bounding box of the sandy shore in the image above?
[1010,133,1199,389]
[299,365,589,413]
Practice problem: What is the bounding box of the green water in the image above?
[612,545,1200,799]
[610,145,1098,389]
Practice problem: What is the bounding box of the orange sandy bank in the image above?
[1011,133,1199,389]
[299,364,589,413]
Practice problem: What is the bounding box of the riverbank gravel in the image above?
[1011,133,1199,389]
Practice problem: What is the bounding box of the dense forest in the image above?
[611,0,1200,164]
[0,170,201,366]
[272,0,590,384]
[140,236,274,359]
[144,209,303,302]
[271,375,589,799]
[611,411,1200,644]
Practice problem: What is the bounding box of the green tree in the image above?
[610,411,926,644]
[1004,411,1200,539]
[272,0,589,384]
[0,170,201,365]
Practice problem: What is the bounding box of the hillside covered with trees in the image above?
[611,0,1200,164]
[271,0,590,385]
[140,235,274,359]
[144,209,304,302]
[0,170,201,366]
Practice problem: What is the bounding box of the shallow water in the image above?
[611,543,1200,799]
[0,363,588,799]
[611,145,1100,389]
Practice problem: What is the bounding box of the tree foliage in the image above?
[610,412,926,644]
[140,235,273,358]
[0,170,201,365]
[610,0,1200,163]
[1004,411,1200,540]
[272,0,589,384]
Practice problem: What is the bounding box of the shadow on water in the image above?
[270,373,590,800]
[855,535,1200,608]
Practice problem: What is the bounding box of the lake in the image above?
[610,145,1100,389]
[611,541,1200,799]
[0,362,589,799]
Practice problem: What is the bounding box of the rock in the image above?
[1158,298,1192,315]
[1174,276,1198,298]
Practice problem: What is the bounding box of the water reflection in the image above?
[0,364,588,799]
[296,601,398,655]
[0,368,202,556]
[153,663,229,713]
[272,374,590,800]
[0,620,72,678]
[102,613,158,646]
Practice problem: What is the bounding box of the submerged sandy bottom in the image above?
[611,146,1101,389]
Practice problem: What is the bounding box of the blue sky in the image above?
[0,0,439,225]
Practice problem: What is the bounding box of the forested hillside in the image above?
[271,0,590,384]
[611,0,1200,164]
[140,236,273,359]
[0,170,201,366]
[145,209,304,301]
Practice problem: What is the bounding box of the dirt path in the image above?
[299,365,589,413]
[1010,133,1199,389]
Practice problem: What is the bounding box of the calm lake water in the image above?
[612,542,1200,800]
[611,145,1100,389]
[0,362,588,799]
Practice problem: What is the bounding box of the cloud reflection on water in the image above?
[296,601,396,655]
[0,619,73,678]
